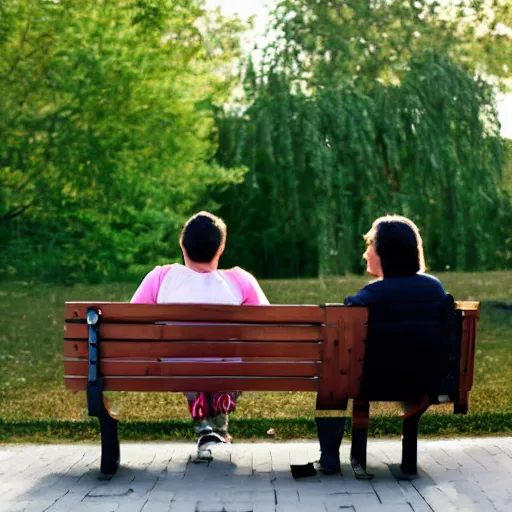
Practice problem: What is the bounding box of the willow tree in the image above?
[268,0,512,88]
[216,53,510,277]
[215,0,511,277]
[216,72,316,277]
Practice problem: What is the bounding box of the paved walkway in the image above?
[1,437,511,512]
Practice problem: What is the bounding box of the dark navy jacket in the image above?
[344,273,447,307]
[344,274,458,401]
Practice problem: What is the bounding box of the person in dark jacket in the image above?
[315,215,448,477]
[344,214,446,307]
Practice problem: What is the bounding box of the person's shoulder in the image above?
[416,273,446,290]
[150,263,174,276]
[224,266,256,280]
[223,267,269,305]
[344,279,382,306]
[357,278,386,293]
[140,264,176,285]
[230,265,250,273]
[363,277,385,288]
[419,272,442,283]
[223,266,262,287]
[131,264,174,304]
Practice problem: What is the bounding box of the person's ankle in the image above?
[317,454,341,474]
[196,421,213,435]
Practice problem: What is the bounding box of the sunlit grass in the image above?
[0,271,511,431]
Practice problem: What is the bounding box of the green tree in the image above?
[215,0,511,277]
[268,0,512,88]
[0,0,245,282]
[217,53,511,277]
[505,139,512,193]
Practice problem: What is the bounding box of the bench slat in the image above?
[64,376,319,392]
[456,301,480,314]
[64,360,321,378]
[64,323,324,342]
[64,340,322,359]
[65,303,326,324]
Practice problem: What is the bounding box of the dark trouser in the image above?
[401,403,430,474]
[315,417,346,471]
[350,400,370,470]
[350,399,430,475]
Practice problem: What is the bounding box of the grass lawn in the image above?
[1,271,511,441]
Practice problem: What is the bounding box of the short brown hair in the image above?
[364,215,426,277]
[180,211,227,263]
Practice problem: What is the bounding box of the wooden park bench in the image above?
[64,300,479,478]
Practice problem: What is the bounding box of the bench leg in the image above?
[401,404,429,475]
[85,309,120,479]
[454,391,468,415]
[88,380,120,479]
[98,411,120,479]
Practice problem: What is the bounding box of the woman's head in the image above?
[180,211,227,264]
[363,215,426,278]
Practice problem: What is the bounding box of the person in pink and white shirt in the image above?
[131,211,269,446]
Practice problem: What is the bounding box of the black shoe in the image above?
[314,457,341,475]
[197,432,225,451]
[351,457,374,480]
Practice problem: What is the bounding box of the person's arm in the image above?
[130,265,171,304]
[344,287,373,306]
[229,267,270,305]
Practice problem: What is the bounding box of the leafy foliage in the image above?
[215,0,512,277]
[217,53,511,277]
[1,0,510,282]
[505,139,512,193]
[268,0,512,88]
[0,0,245,282]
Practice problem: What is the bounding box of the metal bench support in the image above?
[86,308,120,479]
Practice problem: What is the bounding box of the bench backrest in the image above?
[64,301,479,412]
[64,303,368,410]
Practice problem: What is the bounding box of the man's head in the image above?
[363,215,426,278]
[180,211,227,264]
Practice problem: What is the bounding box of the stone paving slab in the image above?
[0,437,511,511]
